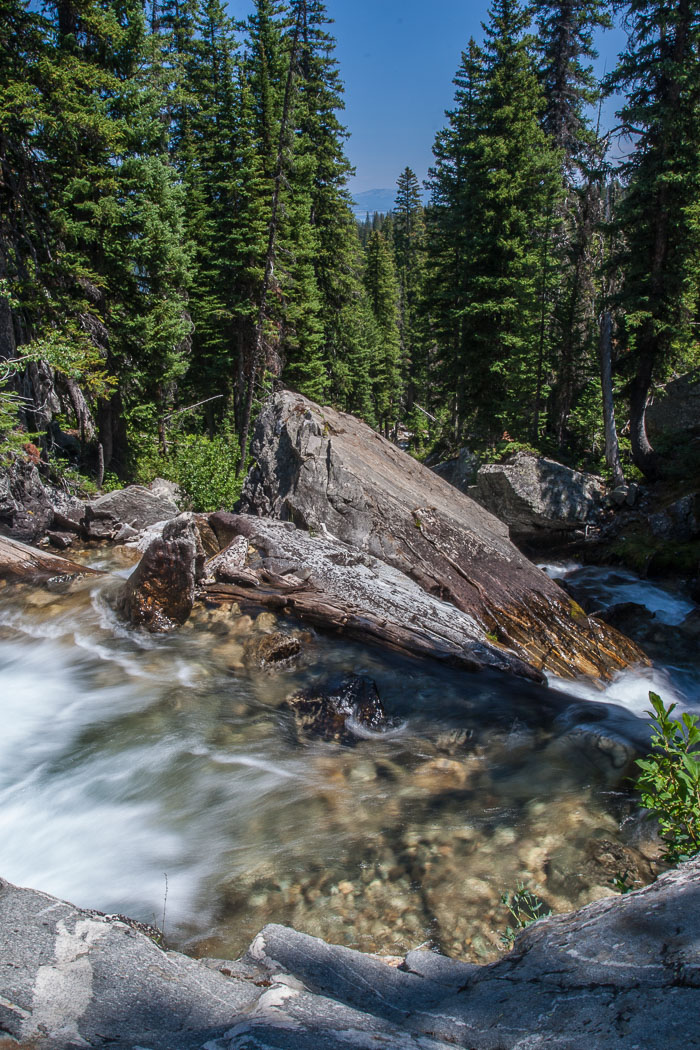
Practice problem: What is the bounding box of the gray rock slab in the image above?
[83,485,180,539]
[4,859,700,1049]
[472,451,606,543]
[0,879,259,1049]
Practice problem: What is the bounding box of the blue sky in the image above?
[226,1,628,196]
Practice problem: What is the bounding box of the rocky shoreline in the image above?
[2,858,699,1049]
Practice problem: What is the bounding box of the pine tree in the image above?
[532,0,612,449]
[393,167,425,408]
[364,230,402,432]
[424,39,485,437]
[607,0,700,476]
[458,0,562,441]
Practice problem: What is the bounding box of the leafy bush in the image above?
[133,430,245,513]
[635,692,700,864]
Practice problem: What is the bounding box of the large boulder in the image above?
[2,858,700,1049]
[116,514,200,631]
[0,454,84,543]
[238,392,643,681]
[647,368,700,440]
[432,448,481,493]
[471,451,606,544]
[83,484,179,541]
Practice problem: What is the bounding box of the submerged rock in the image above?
[238,391,644,680]
[285,674,389,743]
[244,630,302,669]
[116,514,198,631]
[471,450,606,544]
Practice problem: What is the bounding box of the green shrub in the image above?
[635,692,700,864]
[132,430,245,513]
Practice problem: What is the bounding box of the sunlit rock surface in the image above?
[239,391,644,680]
[2,859,699,1049]
[471,450,607,544]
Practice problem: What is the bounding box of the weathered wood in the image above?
[201,517,539,679]
[0,533,101,582]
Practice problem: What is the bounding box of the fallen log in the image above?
[201,516,542,680]
[0,532,102,583]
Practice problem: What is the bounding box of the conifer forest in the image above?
[1,0,699,505]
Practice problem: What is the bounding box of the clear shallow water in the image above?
[0,555,697,962]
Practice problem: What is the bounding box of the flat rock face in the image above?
[472,451,606,543]
[239,392,643,680]
[2,859,699,1049]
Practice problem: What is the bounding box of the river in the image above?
[1,552,697,963]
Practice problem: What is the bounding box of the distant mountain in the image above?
[350,186,429,220]
[350,188,396,219]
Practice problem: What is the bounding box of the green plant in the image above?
[500,883,551,948]
[610,871,637,894]
[634,692,700,864]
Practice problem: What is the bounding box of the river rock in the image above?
[116,514,199,631]
[238,391,643,681]
[284,674,389,743]
[244,630,302,669]
[83,484,180,541]
[471,450,606,544]
[3,858,700,1049]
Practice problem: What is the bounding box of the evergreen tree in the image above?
[364,230,401,432]
[456,0,561,440]
[607,0,700,476]
[424,39,485,436]
[533,0,611,172]
[393,167,425,407]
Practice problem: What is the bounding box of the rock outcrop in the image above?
[116,514,200,631]
[0,455,85,543]
[471,450,606,544]
[83,484,180,541]
[238,392,643,680]
[2,858,699,1048]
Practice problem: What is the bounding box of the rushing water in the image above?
[1,552,698,963]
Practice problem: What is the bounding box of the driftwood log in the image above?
[203,516,543,680]
[0,533,101,583]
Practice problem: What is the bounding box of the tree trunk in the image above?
[598,311,624,487]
